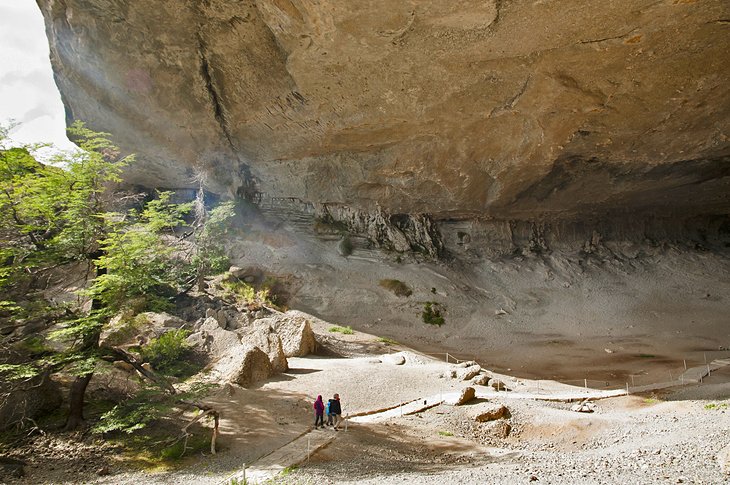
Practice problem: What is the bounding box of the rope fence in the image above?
[421,349,730,395]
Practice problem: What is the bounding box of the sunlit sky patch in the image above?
[0,1,76,152]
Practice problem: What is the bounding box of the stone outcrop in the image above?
[247,322,288,373]
[36,0,730,222]
[187,317,242,360]
[264,310,318,357]
[454,362,482,381]
[472,404,509,422]
[455,386,476,406]
[212,345,274,388]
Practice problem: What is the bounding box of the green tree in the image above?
[1,123,232,432]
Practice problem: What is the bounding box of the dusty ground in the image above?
[5,322,729,484]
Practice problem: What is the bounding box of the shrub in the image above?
[422,302,445,326]
[377,337,399,346]
[139,329,197,377]
[221,280,274,309]
[329,325,354,335]
[337,237,353,257]
[437,430,453,437]
[379,279,412,297]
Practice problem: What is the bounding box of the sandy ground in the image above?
[8,321,727,485]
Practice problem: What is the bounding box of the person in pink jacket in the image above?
[313,395,325,429]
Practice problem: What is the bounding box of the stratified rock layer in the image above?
[37,0,729,218]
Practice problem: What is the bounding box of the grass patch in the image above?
[422,302,445,326]
[377,336,399,346]
[329,325,354,335]
[281,465,299,476]
[643,398,660,404]
[704,402,729,410]
[437,430,453,437]
[222,279,275,309]
[379,279,412,297]
[159,432,210,461]
[637,354,656,359]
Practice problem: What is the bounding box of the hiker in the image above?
[325,397,333,426]
[314,395,325,429]
[329,393,343,430]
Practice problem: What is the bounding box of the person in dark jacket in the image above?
[329,393,342,430]
[313,395,325,429]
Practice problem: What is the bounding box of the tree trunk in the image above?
[64,372,93,430]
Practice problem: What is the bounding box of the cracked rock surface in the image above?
[37,0,729,218]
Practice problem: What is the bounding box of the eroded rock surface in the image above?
[37,0,730,219]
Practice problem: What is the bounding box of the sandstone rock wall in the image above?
[37,0,730,219]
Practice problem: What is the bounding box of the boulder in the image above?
[456,364,482,381]
[138,312,187,329]
[257,311,317,357]
[473,404,509,422]
[209,344,274,388]
[471,373,490,386]
[232,346,274,388]
[100,311,185,348]
[455,387,476,405]
[187,317,242,360]
[247,323,288,373]
[489,379,509,391]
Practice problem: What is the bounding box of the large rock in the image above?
[472,404,509,422]
[187,317,242,360]
[455,386,476,406]
[100,311,186,348]
[37,0,730,220]
[246,322,289,373]
[212,345,274,388]
[455,364,482,381]
[257,311,317,357]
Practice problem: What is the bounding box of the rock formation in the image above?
[35,0,730,223]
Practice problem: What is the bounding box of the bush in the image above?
[221,279,274,309]
[139,329,197,377]
[337,237,353,257]
[329,325,354,335]
[422,302,445,326]
[377,336,399,345]
[379,279,412,297]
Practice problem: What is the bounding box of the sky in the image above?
[0,0,76,151]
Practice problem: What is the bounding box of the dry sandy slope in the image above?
[226,211,730,387]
